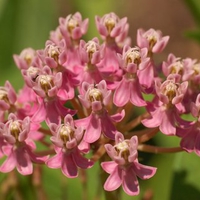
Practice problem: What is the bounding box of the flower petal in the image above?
[122,167,139,196]
[104,166,122,191]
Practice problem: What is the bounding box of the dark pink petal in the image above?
[61,154,78,178]
[110,109,125,122]
[16,148,33,175]
[195,133,200,156]
[133,162,157,179]
[72,149,93,169]
[160,110,176,135]
[104,166,122,191]
[101,112,118,140]
[142,107,163,128]
[122,167,139,196]
[180,131,196,153]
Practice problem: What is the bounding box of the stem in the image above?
[38,128,52,136]
[121,112,149,132]
[34,149,55,156]
[70,97,87,118]
[80,169,88,200]
[138,144,183,154]
[125,127,159,142]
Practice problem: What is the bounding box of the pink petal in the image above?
[101,161,118,174]
[16,148,33,175]
[46,151,62,169]
[61,154,78,178]
[72,149,93,169]
[113,78,130,107]
[104,166,122,191]
[122,167,139,196]
[0,150,16,173]
[133,162,157,179]
[84,113,101,143]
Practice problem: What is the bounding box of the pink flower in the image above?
[142,74,188,135]
[114,46,150,107]
[13,48,40,70]
[95,12,127,40]
[46,114,93,178]
[137,28,169,54]
[37,40,67,68]
[59,12,89,47]
[77,80,125,143]
[101,132,156,196]
[0,113,48,175]
[177,94,200,156]
[30,65,76,124]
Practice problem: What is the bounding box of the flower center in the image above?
[115,140,130,160]
[170,61,183,75]
[164,82,177,102]
[125,48,141,65]
[105,18,116,34]
[59,125,74,143]
[38,75,54,94]
[24,53,32,65]
[67,16,78,33]
[86,41,98,60]
[27,66,40,81]
[10,121,21,140]
[47,45,60,61]
[88,88,103,102]
[0,88,9,104]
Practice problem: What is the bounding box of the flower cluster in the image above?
[0,11,200,197]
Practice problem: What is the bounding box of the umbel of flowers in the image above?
[0,11,199,198]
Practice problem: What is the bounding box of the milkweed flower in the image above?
[177,94,200,156]
[101,132,156,196]
[46,114,93,178]
[137,28,169,54]
[0,113,48,175]
[142,74,188,135]
[77,80,124,143]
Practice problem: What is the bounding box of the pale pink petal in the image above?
[113,78,130,107]
[0,150,16,173]
[101,161,118,174]
[84,113,101,143]
[46,151,62,169]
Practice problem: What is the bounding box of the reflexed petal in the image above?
[104,167,122,191]
[46,150,62,168]
[101,161,118,174]
[16,148,33,175]
[0,150,16,173]
[73,149,93,169]
[122,167,139,196]
[84,113,101,143]
[113,78,130,107]
[133,162,157,179]
[61,154,78,178]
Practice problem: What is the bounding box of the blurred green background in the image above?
[1,0,200,199]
